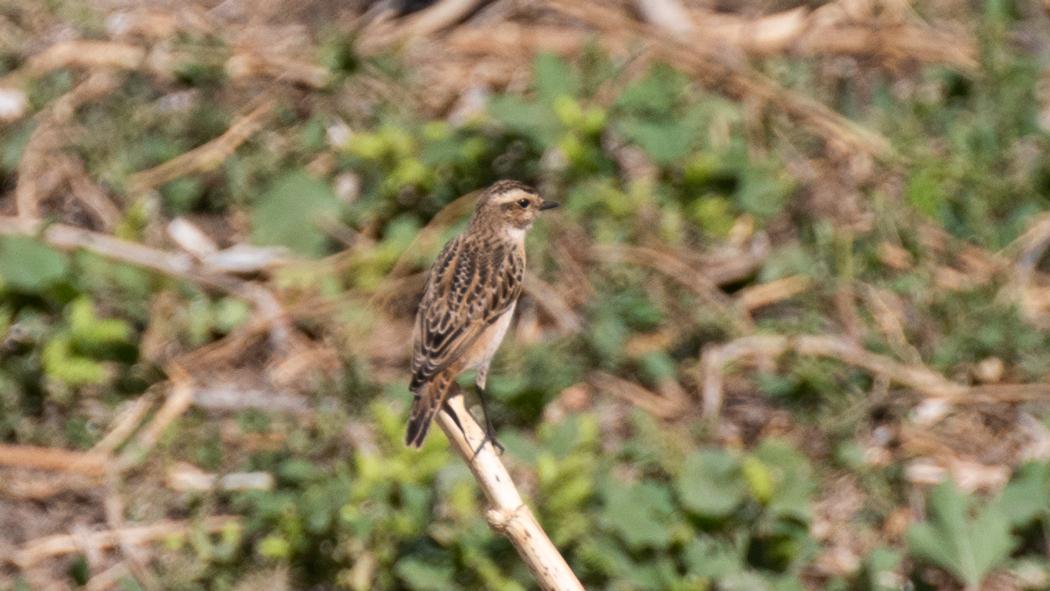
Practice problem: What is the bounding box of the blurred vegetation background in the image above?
[2,0,1050,589]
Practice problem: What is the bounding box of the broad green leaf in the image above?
[601,480,675,549]
[252,169,341,257]
[68,298,132,348]
[615,64,687,117]
[751,439,813,522]
[0,236,68,292]
[683,535,744,579]
[534,53,579,105]
[997,461,1049,527]
[42,334,107,385]
[908,482,1014,589]
[617,118,694,164]
[487,95,560,145]
[395,556,454,591]
[719,572,774,591]
[736,166,794,219]
[677,450,747,518]
[639,352,677,382]
[866,546,903,591]
[766,575,807,591]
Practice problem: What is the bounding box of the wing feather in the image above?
[410,235,522,391]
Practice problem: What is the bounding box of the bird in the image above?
[405,180,559,451]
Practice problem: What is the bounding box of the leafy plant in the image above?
[908,482,1014,589]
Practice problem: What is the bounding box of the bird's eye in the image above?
[517,198,530,209]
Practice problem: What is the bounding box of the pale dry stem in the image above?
[15,71,122,221]
[548,0,893,157]
[591,243,752,332]
[89,394,157,456]
[635,0,695,38]
[736,275,813,311]
[0,217,291,351]
[103,473,160,591]
[589,371,687,419]
[14,516,239,569]
[435,390,584,591]
[115,364,194,470]
[125,97,276,193]
[0,444,108,476]
[701,334,969,419]
[360,0,490,49]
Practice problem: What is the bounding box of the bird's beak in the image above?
[539,200,560,211]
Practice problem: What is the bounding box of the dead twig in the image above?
[225,53,328,87]
[0,469,103,500]
[549,0,892,157]
[591,243,753,332]
[86,563,132,591]
[0,218,290,350]
[361,0,492,49]
[15,71,123,221]
[64,157,124,232]
[860,284,924,366]
[435,390,584,591]
[103,472,160,591]
[115,365,195,469]
[167,463,275,492]
[523,271,583,334]
[0,444,109,476]
[14,516,239,568]
[0,42,146,88]
[126,97,276,193]
[89,393,156,456]
[589,371,687,419]
[736,275,812,311]
[701,334,969,419]
[635,0,695,38]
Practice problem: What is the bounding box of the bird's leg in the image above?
[472,370,504,457]
[442,399,464,436]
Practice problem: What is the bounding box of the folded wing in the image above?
[410,236,522,391]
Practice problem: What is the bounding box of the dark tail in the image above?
[405,374,452,449]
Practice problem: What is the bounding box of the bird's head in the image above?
[471,180,559,238]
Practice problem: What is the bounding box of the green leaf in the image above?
[677,450,747,519]
[602,480,675,549]
[639,352,677,383]
[865,546,903,591]
[736,166,794,219]
[252,169,341,257]
[617,118,694,164]
[534,53,579,105]
[257,534,290,558]
[718,572,774,591]
[907,166,944,218]
[0,236,68,292]
[395,556,454,591]
[908,482,1014,589]
[997,461,1050,527]
[487,95,561,145]
[68,298,132,348]
[160,177,205,214]
[691,196,735,237]
[751,439,813,522]
[682,535,744,579]
[616,64,686,117]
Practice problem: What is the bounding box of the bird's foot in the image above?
[472,426,505,458]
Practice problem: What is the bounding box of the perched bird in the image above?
[406,180,559,450]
